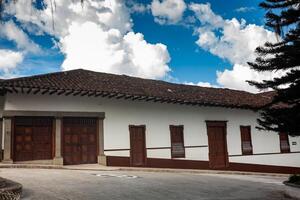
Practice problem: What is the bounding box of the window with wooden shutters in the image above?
[279,133,290,153]
[240,126,253,155]
[170,125,185,158]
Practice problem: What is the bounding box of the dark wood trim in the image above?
[129,125,147,167]
[185,145,208,149]
[104,145,208,152]
[104,148,130,152]
[147,147,170,150]
[96,119,99,156]
[3,86,257,110]
[106,156,300,174]
[205,121,228,127]
[11,117,15,162]
[52,118,56,159]
[170,125,185,159]
[279,132,291,153]
[3,111,105,118]
[107,156,130,167]
[61,117,64,162]
[240,125,253,155]
[229,151,300,157]
[206,121,229,169]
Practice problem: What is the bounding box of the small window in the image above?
[240,126,253,155]
[170,125,185,158]
[279,133,290,153]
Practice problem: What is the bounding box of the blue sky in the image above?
[0,0,275,92]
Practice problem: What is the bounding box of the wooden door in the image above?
[129,125,146,167]
[14,117,53,162]
[170,125,185,158]
[63,118,98,165]
[206,121,228,169]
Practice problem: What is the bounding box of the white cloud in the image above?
[0,20,40,53]
[5,0,171,79]
[184,81,219,88]
[235,7,256,13]
[127,1,150,13]
[151,0,187,24]
[61,22,170,79]
[0,50,23,72]
[189,3,223,28]
[190,3,278,93]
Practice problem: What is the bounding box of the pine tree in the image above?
[248,0,300,136]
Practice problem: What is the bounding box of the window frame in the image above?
[240,126,253,155]
[169,125,185,158]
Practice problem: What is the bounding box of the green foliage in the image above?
[248,0,300,136]
[288,174,300,184]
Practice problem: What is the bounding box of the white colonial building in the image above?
[0,69,299,174]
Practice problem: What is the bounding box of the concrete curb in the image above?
[0,163,290,177]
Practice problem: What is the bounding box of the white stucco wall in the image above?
[3,93,300,167]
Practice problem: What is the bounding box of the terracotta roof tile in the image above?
[0,69,272,109]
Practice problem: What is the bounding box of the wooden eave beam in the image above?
[33,88,40,94]
[115,94,125,99]
[57,90,65,95]
[100,92,109,97]
[26,88,32,94]
[145,97,155,101]
[41,89,49,95]
[4,87,13,93]
[80,91,89,96]
[131,96,141,101]
[49,90,58,95]
[73,91,81,96]
[65,90,74,96]
[94,91,104,97]
[124,95,133,99]
[12,87,18,93]
[88,91,96,97]
[108,93,117,98]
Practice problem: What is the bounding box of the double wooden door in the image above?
[14,117,53,162]
[129,125,146,167]
[207,121,229,169]
[62,117,98,165]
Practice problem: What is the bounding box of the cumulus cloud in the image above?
[189,3,278,93]
[5,0,171,79]
[0,50,23,72]
[184,81,219,88]
[0,20,40,53]
[151,0,187,24]
[61,22,170,78]
[127,1,151,14]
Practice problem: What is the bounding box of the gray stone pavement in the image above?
[0,168,295,200]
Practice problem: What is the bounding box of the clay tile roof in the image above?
[0,69,273,109]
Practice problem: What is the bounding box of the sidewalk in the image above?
[0,163,290,177]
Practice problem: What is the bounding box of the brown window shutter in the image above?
[240,126,253,155]
[170,125,185,158]
[279,133,290,153]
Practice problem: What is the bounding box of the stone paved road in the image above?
[0,168,291,200]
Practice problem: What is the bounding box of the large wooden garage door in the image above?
[63,117,98,165]
[14,117,53,162]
